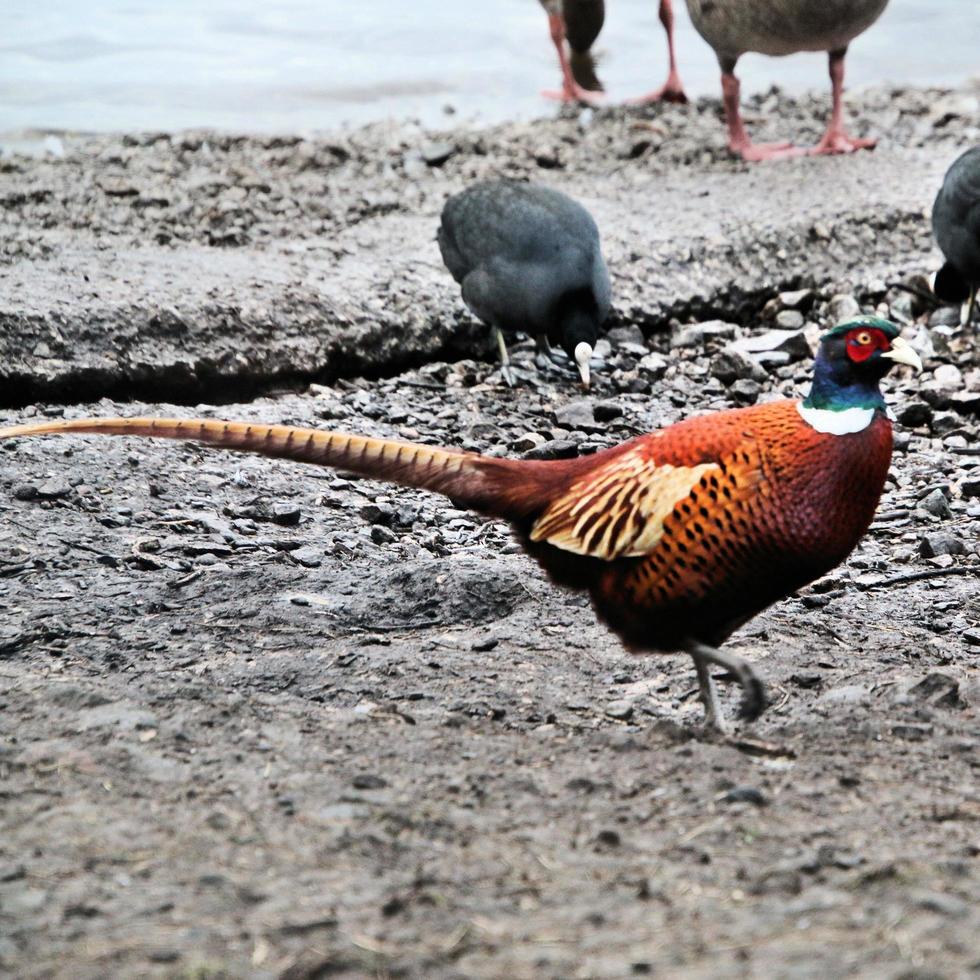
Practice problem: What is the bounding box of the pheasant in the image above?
[438,179,611,387]
[932,145,980,326]
[0,317,920,731]
[538,0,687,105]
[685,0,889,161]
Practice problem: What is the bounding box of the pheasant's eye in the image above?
[855,331,872,345]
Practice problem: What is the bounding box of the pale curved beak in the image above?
[881,335,923,373]
[574,342,592,388]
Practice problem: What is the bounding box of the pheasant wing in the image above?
[530,446,722,560]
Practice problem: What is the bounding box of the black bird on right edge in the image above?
[932,145,980,326]
[438,179,611,388]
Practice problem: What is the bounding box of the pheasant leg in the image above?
[495,327,516,387]
[686,640,767,723]
[691,652,728,734]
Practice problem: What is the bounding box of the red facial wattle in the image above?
[845,327,891,363]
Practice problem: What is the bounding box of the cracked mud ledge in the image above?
[1,85,979,978]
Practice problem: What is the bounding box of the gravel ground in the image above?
[1,85,980,979]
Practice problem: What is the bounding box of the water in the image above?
[1,1,976,135]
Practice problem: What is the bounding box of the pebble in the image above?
[522,439,580,461]
[731,329,810,363]
[351,774,388,790]
[670,320,737,349]
[774,310,805,330]
[35,478,73,500]
[710,348,759,385]
[720,786,768,806]
[918,532,965,558]
[554,400,595,428]
[730,379,761,404]
[510,432,547,453]
[420,141,455,167]
[637,351,668,379]
[827,294,861,322]
[604,700,634,720]
[271,503,302,526]
[917,488,952,520]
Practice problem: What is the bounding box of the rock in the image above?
[897,402,933,427]
[909,673,964,710]
[604,700,634,720]
[290,546,323,568]
[420,141,455,167]
[360,503,394,525]
[778,288,814,310]
[35,478,72,500]
[638,351,668,378]
[775,310,805,330]
[827,295,861,323]
[606,325,645,347]
[522,439,580,461]
[370,525,397,545]
[554,400,595,428]
[730,328,811,363]
[917,489,952,520]
[271,503,302,526]
[918,532,965,558]
[710,348,759,385]
[933,363,963,390]
[730,379,761,404]
[948,390,980,416]
[720,786,768,806]
[351,774,388,790]
[593,401,623,422]
[510,432,546,453]
[960,478,980,499]
[12,484,39,501]
[670,320,737,349]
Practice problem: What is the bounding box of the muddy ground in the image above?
[1,86,980,979]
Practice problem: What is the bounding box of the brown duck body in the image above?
[686,0,889,59]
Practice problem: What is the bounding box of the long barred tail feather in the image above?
[0,417,562,523]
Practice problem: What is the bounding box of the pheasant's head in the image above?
[805,316,922,412]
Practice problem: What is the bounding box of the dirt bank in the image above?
[1,85,979,978]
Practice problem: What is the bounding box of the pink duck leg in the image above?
[811,48,876,155]
[541,10,604,103]
[720,59,806,163]
[628,0,688,104]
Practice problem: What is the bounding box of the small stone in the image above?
[370,526,397,545]
[710,348,758,385]
[949,390,980,416]
[918,532,965,558]
[775,310,805,330]
[606,325,645,347]
[720,786,768,806]
[778,288,814,310]
[471,636,499,652]
[638,351,668,378]
[351,774,388,790]
[554,400,595,428]
[933,363,963,390]
[290,546,323,568]
[421,141,455,167]
[593,401,623,422]
[730,379,761,404]
[898,402,933,427]
[510,432,546,453]
[271,503,302,526]
[960,478,980,499]
[360,503,394,525]
[827,295,861,322]
[605,700,634,720]
[12,483,39,501]
[917,489,952,519]
[35,478,72,500]
[731,329,811,362]
[671,320,737,349]
[522,439,580,461]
